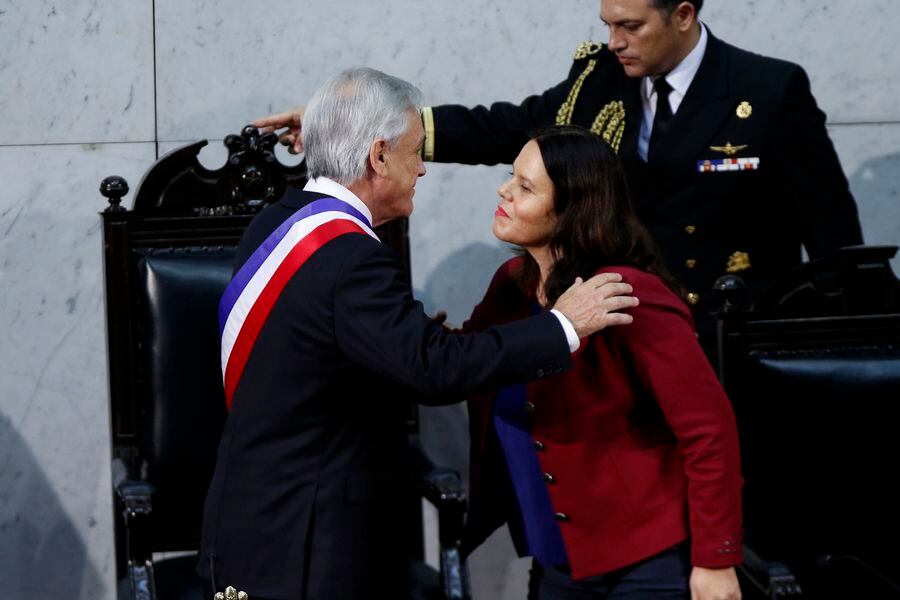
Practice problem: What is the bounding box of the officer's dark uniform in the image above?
[423,31,863,349]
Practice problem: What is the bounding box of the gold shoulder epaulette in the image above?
[573,41,603,60]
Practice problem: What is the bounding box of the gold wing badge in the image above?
[700,141,759,172]
[709,142,748,156]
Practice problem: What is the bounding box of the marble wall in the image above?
[1,1,897,598]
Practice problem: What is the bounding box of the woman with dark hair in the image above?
[463,126,743,599]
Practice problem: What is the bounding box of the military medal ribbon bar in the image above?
[697,157,760,173]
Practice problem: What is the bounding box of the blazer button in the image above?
[553,512,570,522]
[685,259,697,269]
[533,440,546,452]
[542,472,556,484]
[523,401,535,414]
[685,225,697,235]
[686,292,700,305]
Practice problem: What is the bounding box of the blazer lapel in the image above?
[653,32,737,168]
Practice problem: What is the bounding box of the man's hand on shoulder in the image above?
[254,106,305,154]
[552,272,638,339]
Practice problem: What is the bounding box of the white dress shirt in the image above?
[637,23,709,161]
[303,176,377,236]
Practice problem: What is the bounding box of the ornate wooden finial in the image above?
[127,125,307,215]
[100,175,129,212]
[222,126,281,205]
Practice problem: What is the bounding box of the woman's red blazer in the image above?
[463,258,743,579]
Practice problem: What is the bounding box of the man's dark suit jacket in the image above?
[198,188,572,600]
[428,30,863,347]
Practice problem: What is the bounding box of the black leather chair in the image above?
[715,246,900,599]
[101,127,471,600]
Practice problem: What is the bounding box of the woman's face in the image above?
[493,140,557,251]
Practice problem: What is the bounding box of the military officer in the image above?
[258,0,863,355]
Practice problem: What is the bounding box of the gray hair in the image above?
[303,67,423,185]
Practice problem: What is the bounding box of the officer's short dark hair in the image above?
[651,0,703,17]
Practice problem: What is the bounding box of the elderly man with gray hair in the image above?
[198,67,637,600]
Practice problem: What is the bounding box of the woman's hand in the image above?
[254,106,305,154]
[690,566,741,600]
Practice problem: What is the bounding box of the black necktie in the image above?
[648,77,673,163]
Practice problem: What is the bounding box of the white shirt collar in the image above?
[302,176,374,227]
[642,22,708,105]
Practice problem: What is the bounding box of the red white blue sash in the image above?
[219,197,378,408]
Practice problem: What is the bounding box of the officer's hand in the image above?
[690,566,741,600]
[552,273,637,339]
[254,106,305,154]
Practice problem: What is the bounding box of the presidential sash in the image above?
[218,197,378,408]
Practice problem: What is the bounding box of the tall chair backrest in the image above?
[102,128,310,598]
[715,246,900,599]
[101,127,471,600]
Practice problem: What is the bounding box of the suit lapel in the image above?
[653,33,737,168]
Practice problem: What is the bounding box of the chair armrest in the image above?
[739,544,803,598]
[117,480,154,519]
[418,469,471,600]
[408,445,467,547]
[419,468,466,509]
[407,436,467,510]
[407,437,472,599]
[116,480,158,600]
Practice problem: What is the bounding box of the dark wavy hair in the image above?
[519,125,682,306]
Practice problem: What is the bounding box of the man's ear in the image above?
[369,138,389,177]
[674,1,697,31]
